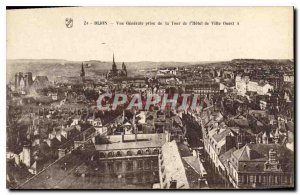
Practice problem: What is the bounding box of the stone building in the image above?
[80,133,168,186]
[226,143,294,189]
[107,54,127,79]
[14,72,33,90]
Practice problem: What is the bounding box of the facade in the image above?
[236,75,274,96]
[184,82,220,97]
[283,73,294,83]
[79,133,168,186]
[227,144,294,189]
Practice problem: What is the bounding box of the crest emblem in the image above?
[65,18,73,28]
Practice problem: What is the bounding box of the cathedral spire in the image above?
[122,62,126,70]
[81,63,85,76]
[81,63,84,73]
[112,53,117,72]
[80,62,85,82]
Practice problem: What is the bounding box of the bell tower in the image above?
[112,53,117,73]
[80,63,85,82]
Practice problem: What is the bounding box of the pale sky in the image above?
[7,7,293,62]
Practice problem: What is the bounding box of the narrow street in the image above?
[182,113,228,189]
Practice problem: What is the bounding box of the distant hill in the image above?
[6,58,293,83]
[231,59,294,65]
[6,59,206,82]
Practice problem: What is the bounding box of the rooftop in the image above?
[160,140,190,189]
[95,133,167,151]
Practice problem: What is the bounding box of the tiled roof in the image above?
[160,140,190,189]
[219,147,236,169]
[95,133,166,151]
[212,128,232,143]
[182,156,206,176]
[232,143,294,172]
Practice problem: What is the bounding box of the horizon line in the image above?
[6,58,294,63]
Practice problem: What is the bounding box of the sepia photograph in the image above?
[6,6,294,190]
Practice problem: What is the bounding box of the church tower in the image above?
[80,63,85,82]
[112,53,117,73]
[122,62,127,76]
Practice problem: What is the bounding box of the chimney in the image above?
[121,132,124,143]
[237,142,243,149]
[248,147,254,160]
[134,125,137,142]
[169,179,177,189]
[132,110,137,142]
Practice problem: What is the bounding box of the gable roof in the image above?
[231,143,294,172]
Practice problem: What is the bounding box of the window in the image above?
[126,161,133,171]
[116,151,122,157]
[269,175,273,185]
[145,149,151,155]
[287,175,290,184]
[108,162,114,172]
[108,152,114,157]
[153,149,159,154]
[99,152,106,158]
[137,173,143,183]
[137,150,143,155]
[145,173,151,182]
[116,161,122,172]
[238,175,242,183]
[127,151,132,156]
[137,160,143,169]
[283,175,288,184]
[249,175,254,183]
[262,176,266,184]
[145,160,151,170]
[243,175,248,184]
[153,160,158,169]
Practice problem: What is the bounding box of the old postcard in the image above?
[6,7,294,189]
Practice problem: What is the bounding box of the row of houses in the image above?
[188,105,294,189]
